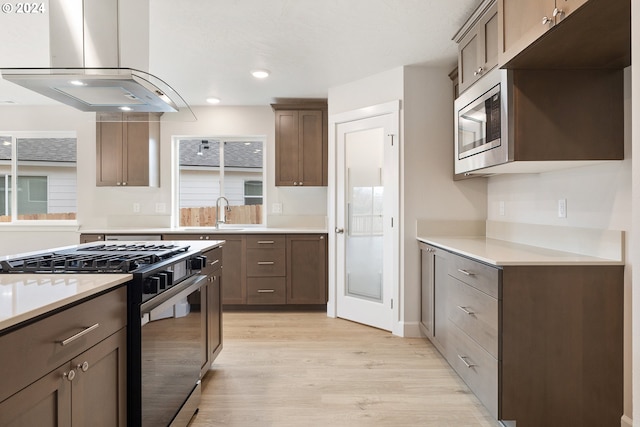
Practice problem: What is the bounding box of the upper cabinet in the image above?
[498,0,630,69]
[96,113,160,187]
[455,0,498,95]
[272,100,328,187]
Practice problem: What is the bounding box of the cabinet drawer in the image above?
[0,286,127,403]
[448,254,499,298]
[203,246,223,275]
[447,321,498,419]
[246,248,286,276]
[447,276,498,358]
[246,235,286,249]
[247,278,286,304]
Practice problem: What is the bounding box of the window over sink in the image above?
[0,133,77,222]
[174,136,265,227]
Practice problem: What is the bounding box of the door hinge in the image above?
[391,217,394,227]
[391,299,394,309]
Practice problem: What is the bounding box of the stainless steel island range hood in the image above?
[1,0,194,119]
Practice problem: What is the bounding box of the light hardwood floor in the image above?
[191,311,500,427]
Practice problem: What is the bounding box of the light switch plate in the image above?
[499,201,505,216]
[272,202,282,214]
[558,198,567,218]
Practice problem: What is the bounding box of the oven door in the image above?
[140,274,207,427]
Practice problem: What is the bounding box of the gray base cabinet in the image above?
[420,243,624,427]
[0,287,127,426]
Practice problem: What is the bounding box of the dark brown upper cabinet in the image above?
[272,100,328,187]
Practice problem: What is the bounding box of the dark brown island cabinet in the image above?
[0,287,127,426]
[419,242,623,427]
[199,245,223,377]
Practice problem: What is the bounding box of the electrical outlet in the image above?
[272,202,282,214]
[133,203,140,213]
[558,198,567,218]
[155,202,166,214]
[499,201,505,216]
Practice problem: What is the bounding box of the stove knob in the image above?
[143,276,160,294]
[157,272,168,290]
[162,270,174,288]
[190,256,207,270]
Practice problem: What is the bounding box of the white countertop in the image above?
[417,236,624,266]
[0,274,132,332]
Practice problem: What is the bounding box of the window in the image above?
[176,137,264,226]
[0,133,77,222]
[244,180,263,205]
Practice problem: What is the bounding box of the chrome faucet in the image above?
[215,196,231,229]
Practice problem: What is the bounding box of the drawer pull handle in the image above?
[258,240,275,244]
[458,355,477,368]
[60,323,100,346]
[457,269,474,276]
[210,259,220,266]
[457,306,475,316]
[257,289,275,293]
[258,261,275,265]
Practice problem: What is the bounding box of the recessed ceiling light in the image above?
[69,80,86,86]
[206,97,221,104]
[251,69,270,79]
[119,106,133,111]
[2,141,11,146]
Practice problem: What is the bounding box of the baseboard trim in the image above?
[402,321,422,338]
[621,415,632,427]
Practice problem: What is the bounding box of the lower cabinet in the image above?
[420,244,624,427]
[200,246,223,377]
[0,287,127,426]
[287,234,327,304]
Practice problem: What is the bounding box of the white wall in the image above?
[489,68,633,426]
[329,66,487,337]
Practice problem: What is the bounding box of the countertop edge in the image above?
[0,274,132,333]
[417,236,625,266]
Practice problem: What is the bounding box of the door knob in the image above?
[335,227,344,234]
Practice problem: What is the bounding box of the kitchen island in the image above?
[0,239,224,427]
[417,233,624,427]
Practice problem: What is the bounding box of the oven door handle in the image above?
[140,274,207,317]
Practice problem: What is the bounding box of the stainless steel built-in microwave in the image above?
[454,68,511,175]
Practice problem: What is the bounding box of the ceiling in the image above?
[0,0,482,107]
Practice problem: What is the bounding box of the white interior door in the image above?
[335,110,398,331]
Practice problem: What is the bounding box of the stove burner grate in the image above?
[0,243,191,273]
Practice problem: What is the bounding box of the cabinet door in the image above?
[419,245,435,338]
[0,365,71,427]
[96,115,124,186]
[208,271,223,362]
[499,0,555,66]
[298,110,324,186]
[458,3,498,94]
[286,234,327,304]
[275,110,300,186]
[433,250,449,353]
[217,235,246,305]
[71,328,127,427]
[122,115,151,186]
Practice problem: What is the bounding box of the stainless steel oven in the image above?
[140,273,207,427]
[455,68,511,175]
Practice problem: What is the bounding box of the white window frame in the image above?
[0,131,78,225]
[171,135,267,228]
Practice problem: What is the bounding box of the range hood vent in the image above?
[0,0,195,120]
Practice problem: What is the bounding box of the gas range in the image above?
[0,243,192,274]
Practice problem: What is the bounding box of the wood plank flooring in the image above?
[190,311,500,427]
